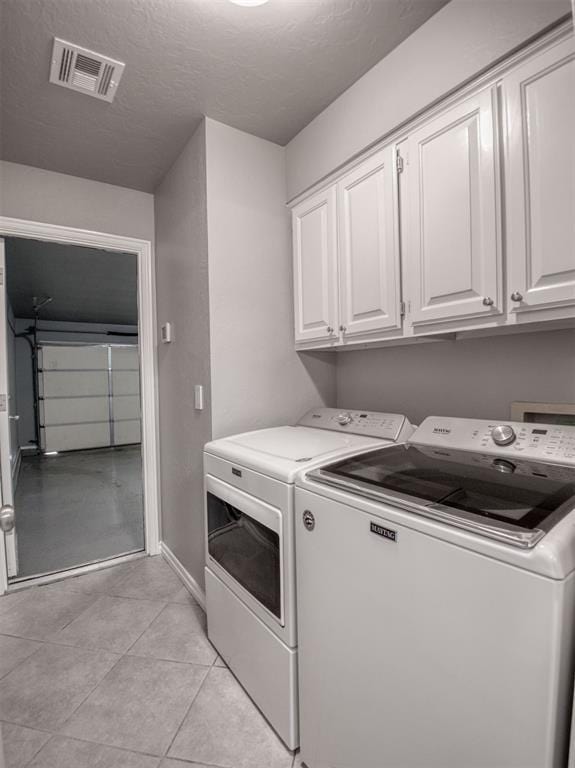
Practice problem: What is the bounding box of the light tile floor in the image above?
[0,556,299,768]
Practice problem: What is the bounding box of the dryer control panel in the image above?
[412,417,575,466]
[298,408,413,443]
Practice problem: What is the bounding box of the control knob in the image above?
[491,425,516,446]
[337,412,353,426]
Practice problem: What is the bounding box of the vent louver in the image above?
[49,38,125,103]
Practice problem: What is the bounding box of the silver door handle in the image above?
[339,325,347,333]
[510,291,523,302]
[0,506,15,533]
[8,415,19,421]
[326,327,334,334]
[482,297,494,306]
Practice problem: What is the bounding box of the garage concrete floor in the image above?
[12,447,145,580]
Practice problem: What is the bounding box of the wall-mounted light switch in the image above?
[161,323,173,343]
[194,385,204,410]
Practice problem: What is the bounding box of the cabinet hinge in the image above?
[400,301,406,317]
[0,395,6,413]
[396,152,404,174]
[0,267,3,286]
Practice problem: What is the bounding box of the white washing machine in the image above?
[203,408,414,749]
[295,416,575,768]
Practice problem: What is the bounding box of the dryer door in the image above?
[205,475,283,625]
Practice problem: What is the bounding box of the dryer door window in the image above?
[207,491,281,620]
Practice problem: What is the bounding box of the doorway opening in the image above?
[0,222,159,589]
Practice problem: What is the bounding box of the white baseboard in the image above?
[160,541,206,610]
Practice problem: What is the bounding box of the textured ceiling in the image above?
[0,0,449,192]
[6,238,138,325]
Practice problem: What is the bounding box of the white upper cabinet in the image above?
[289,29,573,350]
[404,88,501,326]
[337,147,401,338]
[292,187,338,344]
[504,37,575,313]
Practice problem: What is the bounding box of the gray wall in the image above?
[285,0,570,198]
[14,319,138,448]
[336,330,575,425]
[154,121,212,590]
[205,118,336,440]
[0,161,154,242]
[154,118,337,591]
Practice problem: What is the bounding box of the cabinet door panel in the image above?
[338,147,400,337]
[405,88,501,325]
[292,188,338,344]
[505,37,575,311]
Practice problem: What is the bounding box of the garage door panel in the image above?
[40,370,110,398]
[113,420,141,445]
[112,395,140,420]
[41,423,111,453]
[111,347,139,370]
[112,371,140,396]
[40,345,108,371]
[41,396,110,425]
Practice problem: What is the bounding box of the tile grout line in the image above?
[0,716,54,737]
[159,650,215,761]
[121,600,173,657]
[0,637,44,682]
[19,730,57,768]
[4,725,172,763]
[51,595,167,655]
[50,647,125,734]
[45,593,101,635]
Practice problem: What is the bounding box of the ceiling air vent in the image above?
[49,38,125,103]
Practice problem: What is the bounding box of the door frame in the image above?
[0,216,160,594]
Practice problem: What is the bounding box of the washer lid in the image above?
[205,426,387,483]
[227,426,359,460]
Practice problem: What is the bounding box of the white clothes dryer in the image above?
[203,408,413,749]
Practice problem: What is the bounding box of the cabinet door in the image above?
[405,88,501,325]
[504,36,575,312]
[292,187,338,344]
[337,147,401,337]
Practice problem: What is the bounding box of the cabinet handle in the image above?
[326,326,334,334]
[339,325,347,333]
[510,291,523,302]
[482,297,494,306]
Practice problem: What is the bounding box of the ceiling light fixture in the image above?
[228,0,269,7]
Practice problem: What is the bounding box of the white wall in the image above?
[154,121,212,590]
[205,118,336,439]
[336,330,575,425]
[0,161,154,242]
[285,0,571,198]
[14,319,138,448]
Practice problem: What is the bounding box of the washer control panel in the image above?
[298,408,413,442]
[412,416,575,465]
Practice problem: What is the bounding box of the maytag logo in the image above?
[433,427,451,434]
[370,522,397,542]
